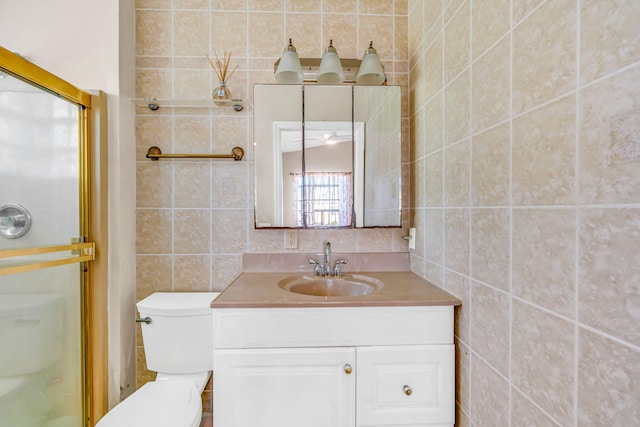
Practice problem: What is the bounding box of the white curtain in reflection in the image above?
[292,172,353,227]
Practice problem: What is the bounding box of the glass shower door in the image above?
[0,64,93,426]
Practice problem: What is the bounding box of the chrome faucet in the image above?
[309,242,348,277]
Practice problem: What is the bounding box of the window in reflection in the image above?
[292,172,353,227]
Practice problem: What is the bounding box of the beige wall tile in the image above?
[174,69,210,98]
[173,255,211,291]
[322,0,356,14]
[137,163,173,208]
[174,163,211,208]
[471,122,509,206]
[394,16,409,61]
[581,0,640,84]
[446,271,470,343]
[322,14,359,59]
[286,13,322,57]
[410,157,425,208]
[512,300,575,425]
[394,0,408,15]
[136,68,173,98]
[469,355,509,427]
[471,208,510,291]
[423,34,443,102]
[212,163,249,209]
[136,209,173,254]
[136,116,173,160]
[174,0,208,9]
[471,36,510,133]
[512,208,576,317]
[424,208,443,264]
[424,92,443,155]
[212,0,247,10]
[444,208,470,275]
[136,10,172,56]
[512,0,576,114]
[511,388,560,427]
[174,209,211,253]
[248,0,284,12]
[512,95,576,206]
[424,261,443,286]
[472,0,509,60]
[211,209,247,253]
[512,0,545,25]
[174,11,209,56]
[579,208,640,346]
[455,339,471,412]
[444,139,470,207]
[444,69,470,146]
[407,0,423,57]
[443,0,469,84]
[471,281,509,375]
[136,255,173,299]
[174,116,211,154]
[579,65,640,204]
[211,254,243,291]
[578,328,640,425]
[211,12,248,55]
[285,0,320,13]
[359,0,393,15]
[248,12,284,58]
[424,152,443,207]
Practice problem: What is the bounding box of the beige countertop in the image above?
[211,271,461,308]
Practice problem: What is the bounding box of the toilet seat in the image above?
[96,380,202,427]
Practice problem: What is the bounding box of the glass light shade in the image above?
[275,39,303,84]
[317,41,345,84]
[356,42,385,85]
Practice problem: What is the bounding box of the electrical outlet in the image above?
[285,230,298,249]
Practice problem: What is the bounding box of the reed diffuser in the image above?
[208,50,238,106]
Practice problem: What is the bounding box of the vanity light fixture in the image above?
[273,40,386,84]
[356,41,386,85]
[317,40,345,84]
[274,39,304,84]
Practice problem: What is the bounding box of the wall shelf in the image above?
[131,98,244,111]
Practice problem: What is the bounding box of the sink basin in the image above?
[278,274,383,297]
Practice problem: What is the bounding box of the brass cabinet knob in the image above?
[403,385,412,396]
[344,364,353,375]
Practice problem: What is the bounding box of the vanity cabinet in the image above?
[212,306,455,427]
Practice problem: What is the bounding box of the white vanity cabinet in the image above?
[212,306,455,427]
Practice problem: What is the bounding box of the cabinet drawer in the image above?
[213,306,453,349]
[356,345,454,426]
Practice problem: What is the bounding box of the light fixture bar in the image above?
[273,58,367,83]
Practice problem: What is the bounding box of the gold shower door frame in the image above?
[0,46,105,426]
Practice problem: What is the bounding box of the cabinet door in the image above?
[214,347,356,427]
[356,345,454,426]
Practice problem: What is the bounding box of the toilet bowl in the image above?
[96,292,219,427]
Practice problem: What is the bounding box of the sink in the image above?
[278,274,383,297]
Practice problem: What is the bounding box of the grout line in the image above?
[573,0,582,424]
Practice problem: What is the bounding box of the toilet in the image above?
[97,292,220,427]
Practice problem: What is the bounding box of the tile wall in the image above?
[134,0,410,412]
[408,0,640,425]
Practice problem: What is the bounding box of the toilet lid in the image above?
[96,381,202,427]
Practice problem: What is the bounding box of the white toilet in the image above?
[97,292,220,427]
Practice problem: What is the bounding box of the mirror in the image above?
[254,84,401,228]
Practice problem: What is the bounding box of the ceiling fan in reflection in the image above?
[294,131,352,144]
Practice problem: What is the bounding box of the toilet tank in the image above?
[0,294,64,377]
[137,292,219,374]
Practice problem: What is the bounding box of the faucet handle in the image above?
[309,259,323,277]
[333,259,348,277]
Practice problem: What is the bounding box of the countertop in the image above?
[211,271,461,308]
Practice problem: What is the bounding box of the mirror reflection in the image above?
[253,84,401,229]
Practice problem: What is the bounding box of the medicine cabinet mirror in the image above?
[253,84,401,229]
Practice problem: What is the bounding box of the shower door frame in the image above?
[0,45,107,427]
